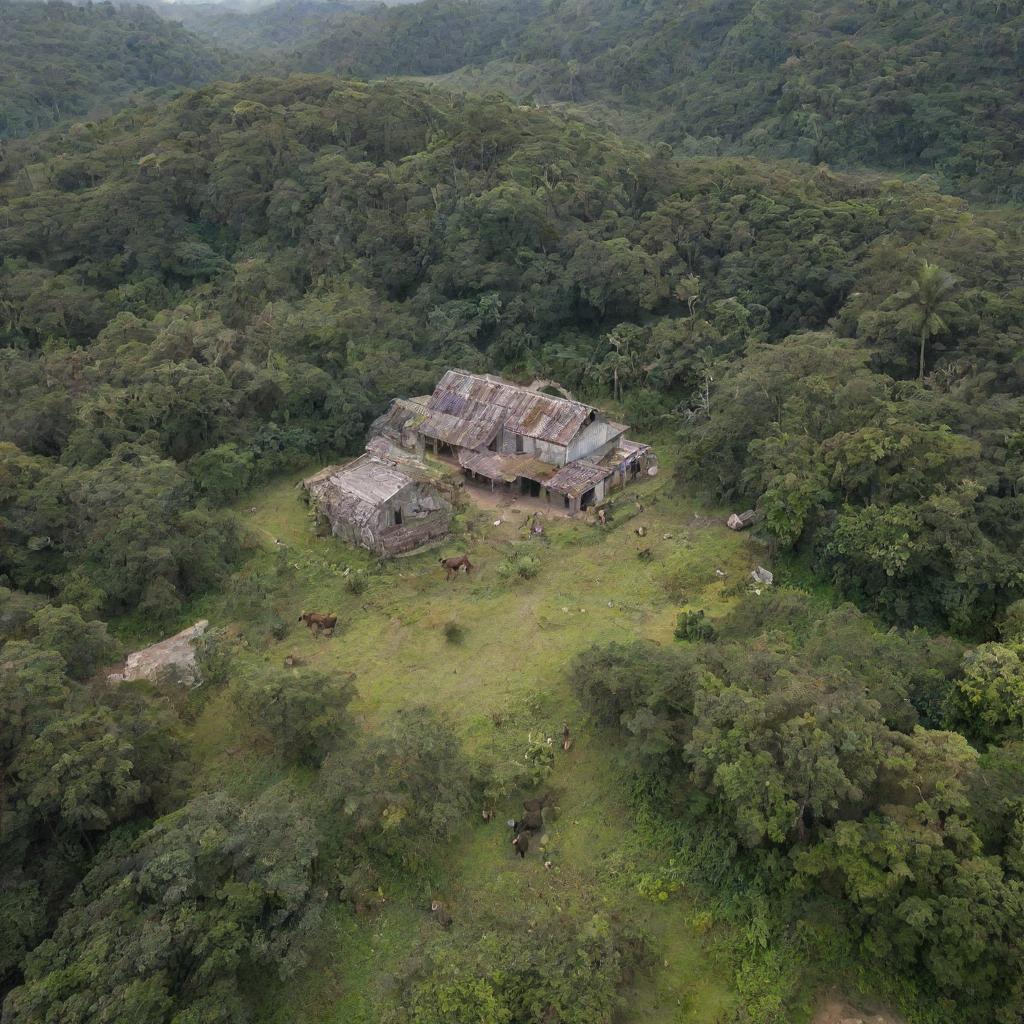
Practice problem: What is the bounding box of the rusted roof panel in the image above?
[418,403,505,449]
[370,397,430,436]
[458,449,557,483]
[428,370,595,446]
[545,459,611,498]
[615,438,649,457]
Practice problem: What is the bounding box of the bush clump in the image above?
[385,903,649,1024]
[497,547,540,581]
[443,621,465,645]
[674,609,717,643]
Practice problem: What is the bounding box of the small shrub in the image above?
[443,621,465,645]
[193,627,233,687]
[674,609,717,643]
[345,573,367,596]
[523,731,556,785]
[497,547,540,581]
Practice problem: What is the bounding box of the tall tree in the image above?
[896,262,962,380]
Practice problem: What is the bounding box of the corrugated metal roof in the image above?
[615,438,649,457]
[417,403,505,449]
[369,397,430,438]
[545,459,611,498]
[428,370,595,446]
[458,449,557,483]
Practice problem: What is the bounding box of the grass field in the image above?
[175,443,772,1022]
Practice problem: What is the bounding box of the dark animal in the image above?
[522,794,549,814]
[430,900,452,928]
[439,555,474,580]
[514,809,544,833]
[299,611,337,635]
[512,832,529,858]
[562,722,572,752]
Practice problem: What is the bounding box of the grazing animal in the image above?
[635,525,647,537]
[439,555,474,580]
[522,794,549,814]
[514,809,544,833]
[430,900,452,928]
[512,832,529,858]
[298,611,337,635]
[597,508,607,525]
[562,723,572,752]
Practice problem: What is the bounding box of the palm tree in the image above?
[600,328,645,402]
[896,261,962,381]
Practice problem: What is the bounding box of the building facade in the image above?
[372,370,655,514]
[301,453,451,556]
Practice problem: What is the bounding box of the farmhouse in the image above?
[372,370,655,514]
[301,451,451,556]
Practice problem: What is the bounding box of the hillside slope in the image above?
[0,1,243,139]
[151,0,379,53]
[283,0,1024,199]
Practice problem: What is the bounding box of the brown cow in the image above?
[439,555,474,581]
[430,900,453,928]
[299,611,337,636]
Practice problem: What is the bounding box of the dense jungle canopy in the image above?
[0,1,242,139]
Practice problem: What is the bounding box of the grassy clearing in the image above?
[178,444,767,1022]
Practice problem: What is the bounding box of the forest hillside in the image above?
[266,0,1024,200]
[0,0,243,139]
[148,0,381,53]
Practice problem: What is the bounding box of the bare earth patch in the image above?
[813,996,905,1024]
